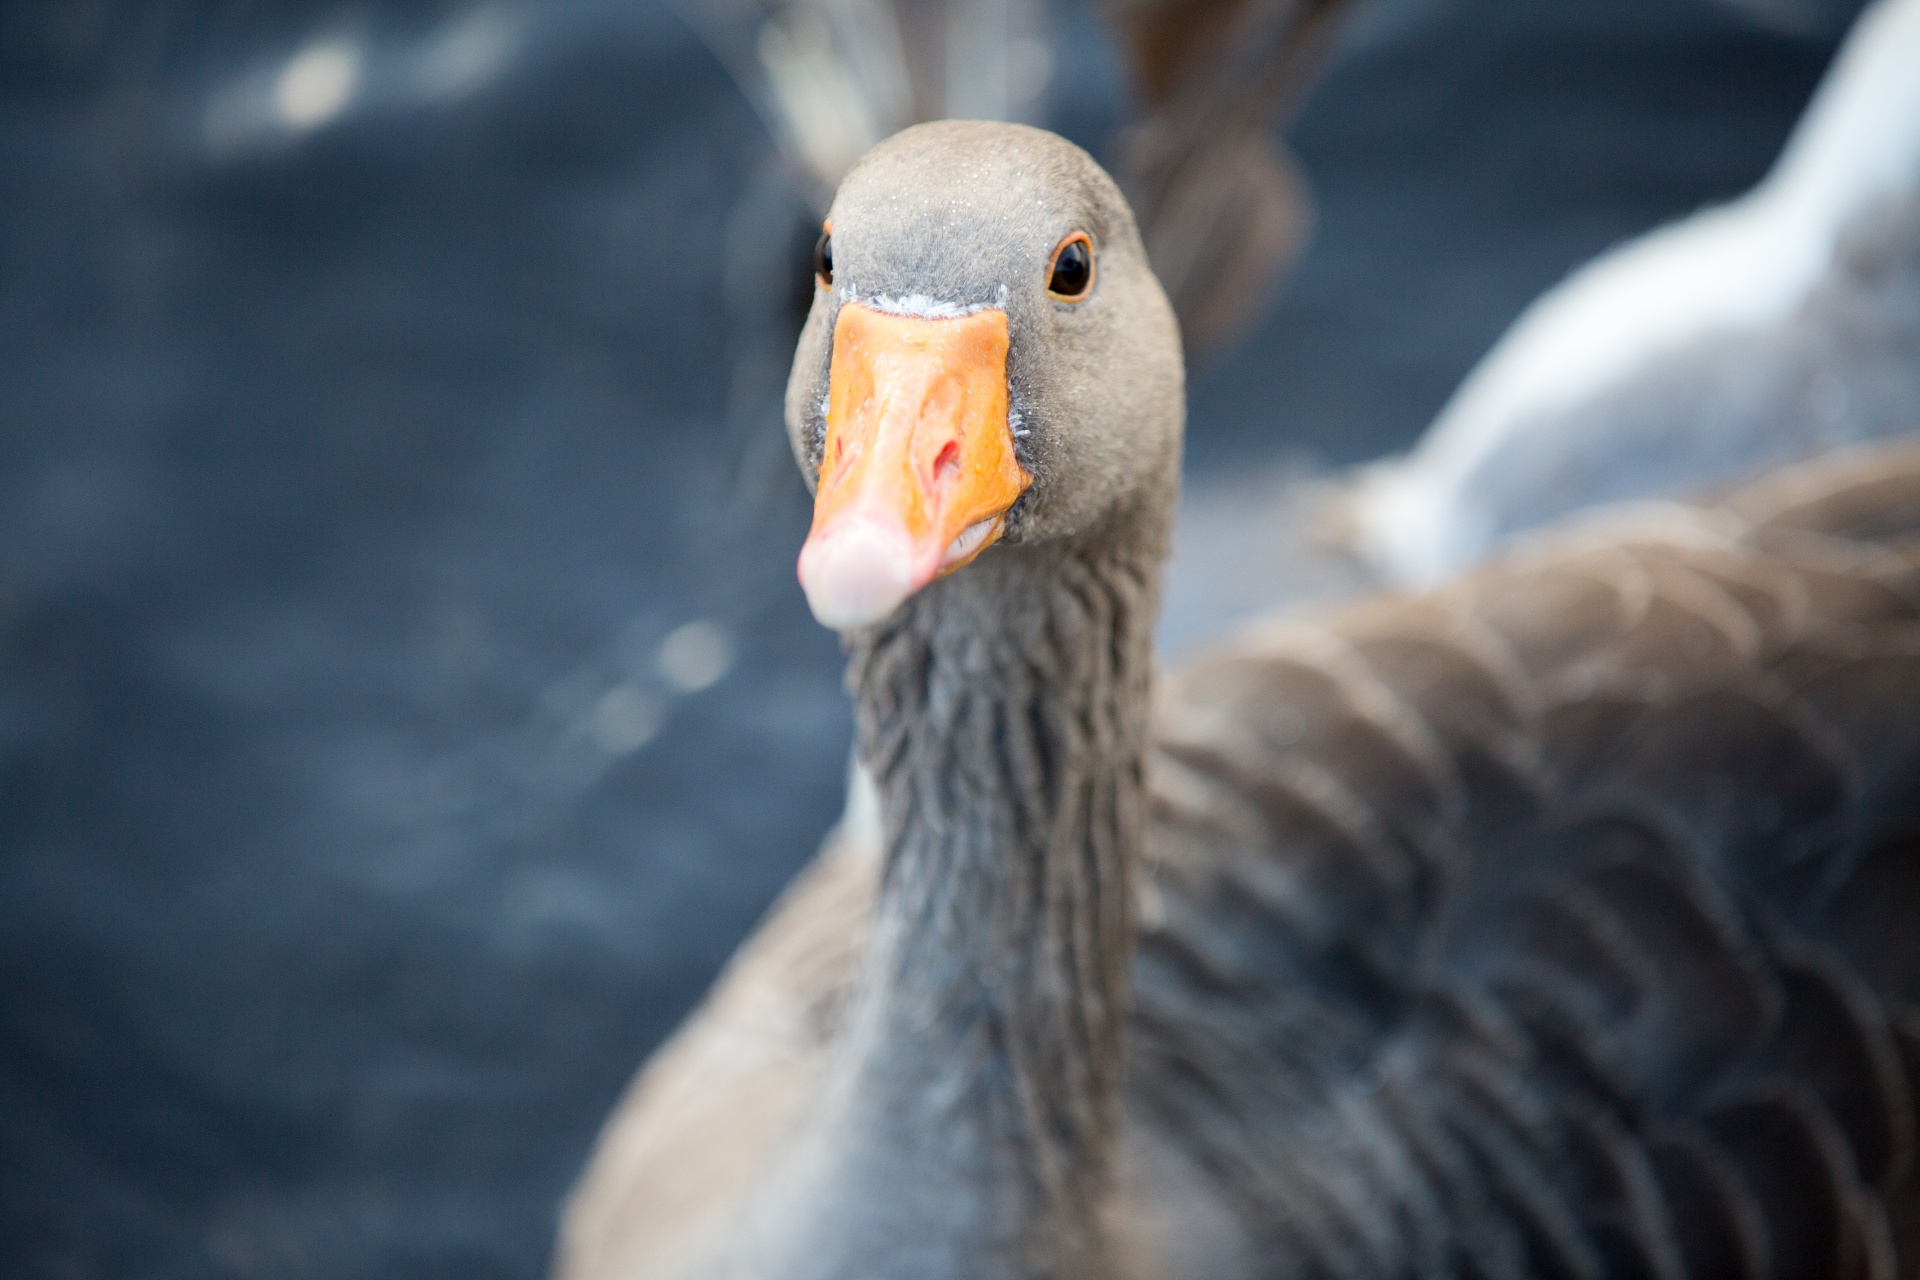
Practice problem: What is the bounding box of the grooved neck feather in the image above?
[828,515,1165,1276]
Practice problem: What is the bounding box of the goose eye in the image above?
[1046,233,1093,301]
[814,229,834,288]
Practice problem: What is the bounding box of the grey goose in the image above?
[555,120,1920,1280]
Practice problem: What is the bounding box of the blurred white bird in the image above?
[1349,0,1920,586]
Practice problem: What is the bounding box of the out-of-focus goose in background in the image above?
[1349,0,1920,587]
[681,0,1363,355]
[555,122,1920,1280]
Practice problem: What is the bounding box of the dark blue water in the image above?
[0,1,1849,1274]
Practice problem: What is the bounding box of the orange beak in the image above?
[797,303,1032,629]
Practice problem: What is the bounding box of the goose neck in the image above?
[842,524,1162,1253]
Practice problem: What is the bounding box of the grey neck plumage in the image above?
[824,510,1165,1277]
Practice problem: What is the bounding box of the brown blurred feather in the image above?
[1105,0,1364,352]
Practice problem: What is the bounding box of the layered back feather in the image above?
[1142,440,1920,1278]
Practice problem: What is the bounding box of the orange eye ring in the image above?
[1046,232,1095,302]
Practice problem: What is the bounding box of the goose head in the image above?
[786,120,1185,630]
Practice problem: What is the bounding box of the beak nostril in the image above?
[934,440,962,483]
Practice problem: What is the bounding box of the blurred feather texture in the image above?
[679,0,1362,353]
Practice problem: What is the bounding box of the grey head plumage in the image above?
[786,119,1184,560]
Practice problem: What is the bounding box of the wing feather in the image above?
[1140,442,1920,1276]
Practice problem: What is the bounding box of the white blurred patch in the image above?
[201,8,522,155]
[588,684,664,755]
[657,621,735,694]
[837,754,882,862]
[203,36,361,151]
[416,6,519,102]
[275,39,361,129]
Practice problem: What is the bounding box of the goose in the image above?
[555,121,1920,1279]
[1349,0,1920,588]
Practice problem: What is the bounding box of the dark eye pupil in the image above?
[814,231,833,287]
[1049,239,1091,297]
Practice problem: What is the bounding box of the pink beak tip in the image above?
[797,515,926,630]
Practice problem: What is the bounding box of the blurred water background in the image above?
[0,0,1863,1275]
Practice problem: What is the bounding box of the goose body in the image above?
[1351,0,1920,586]
[556,121,1920,1279]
